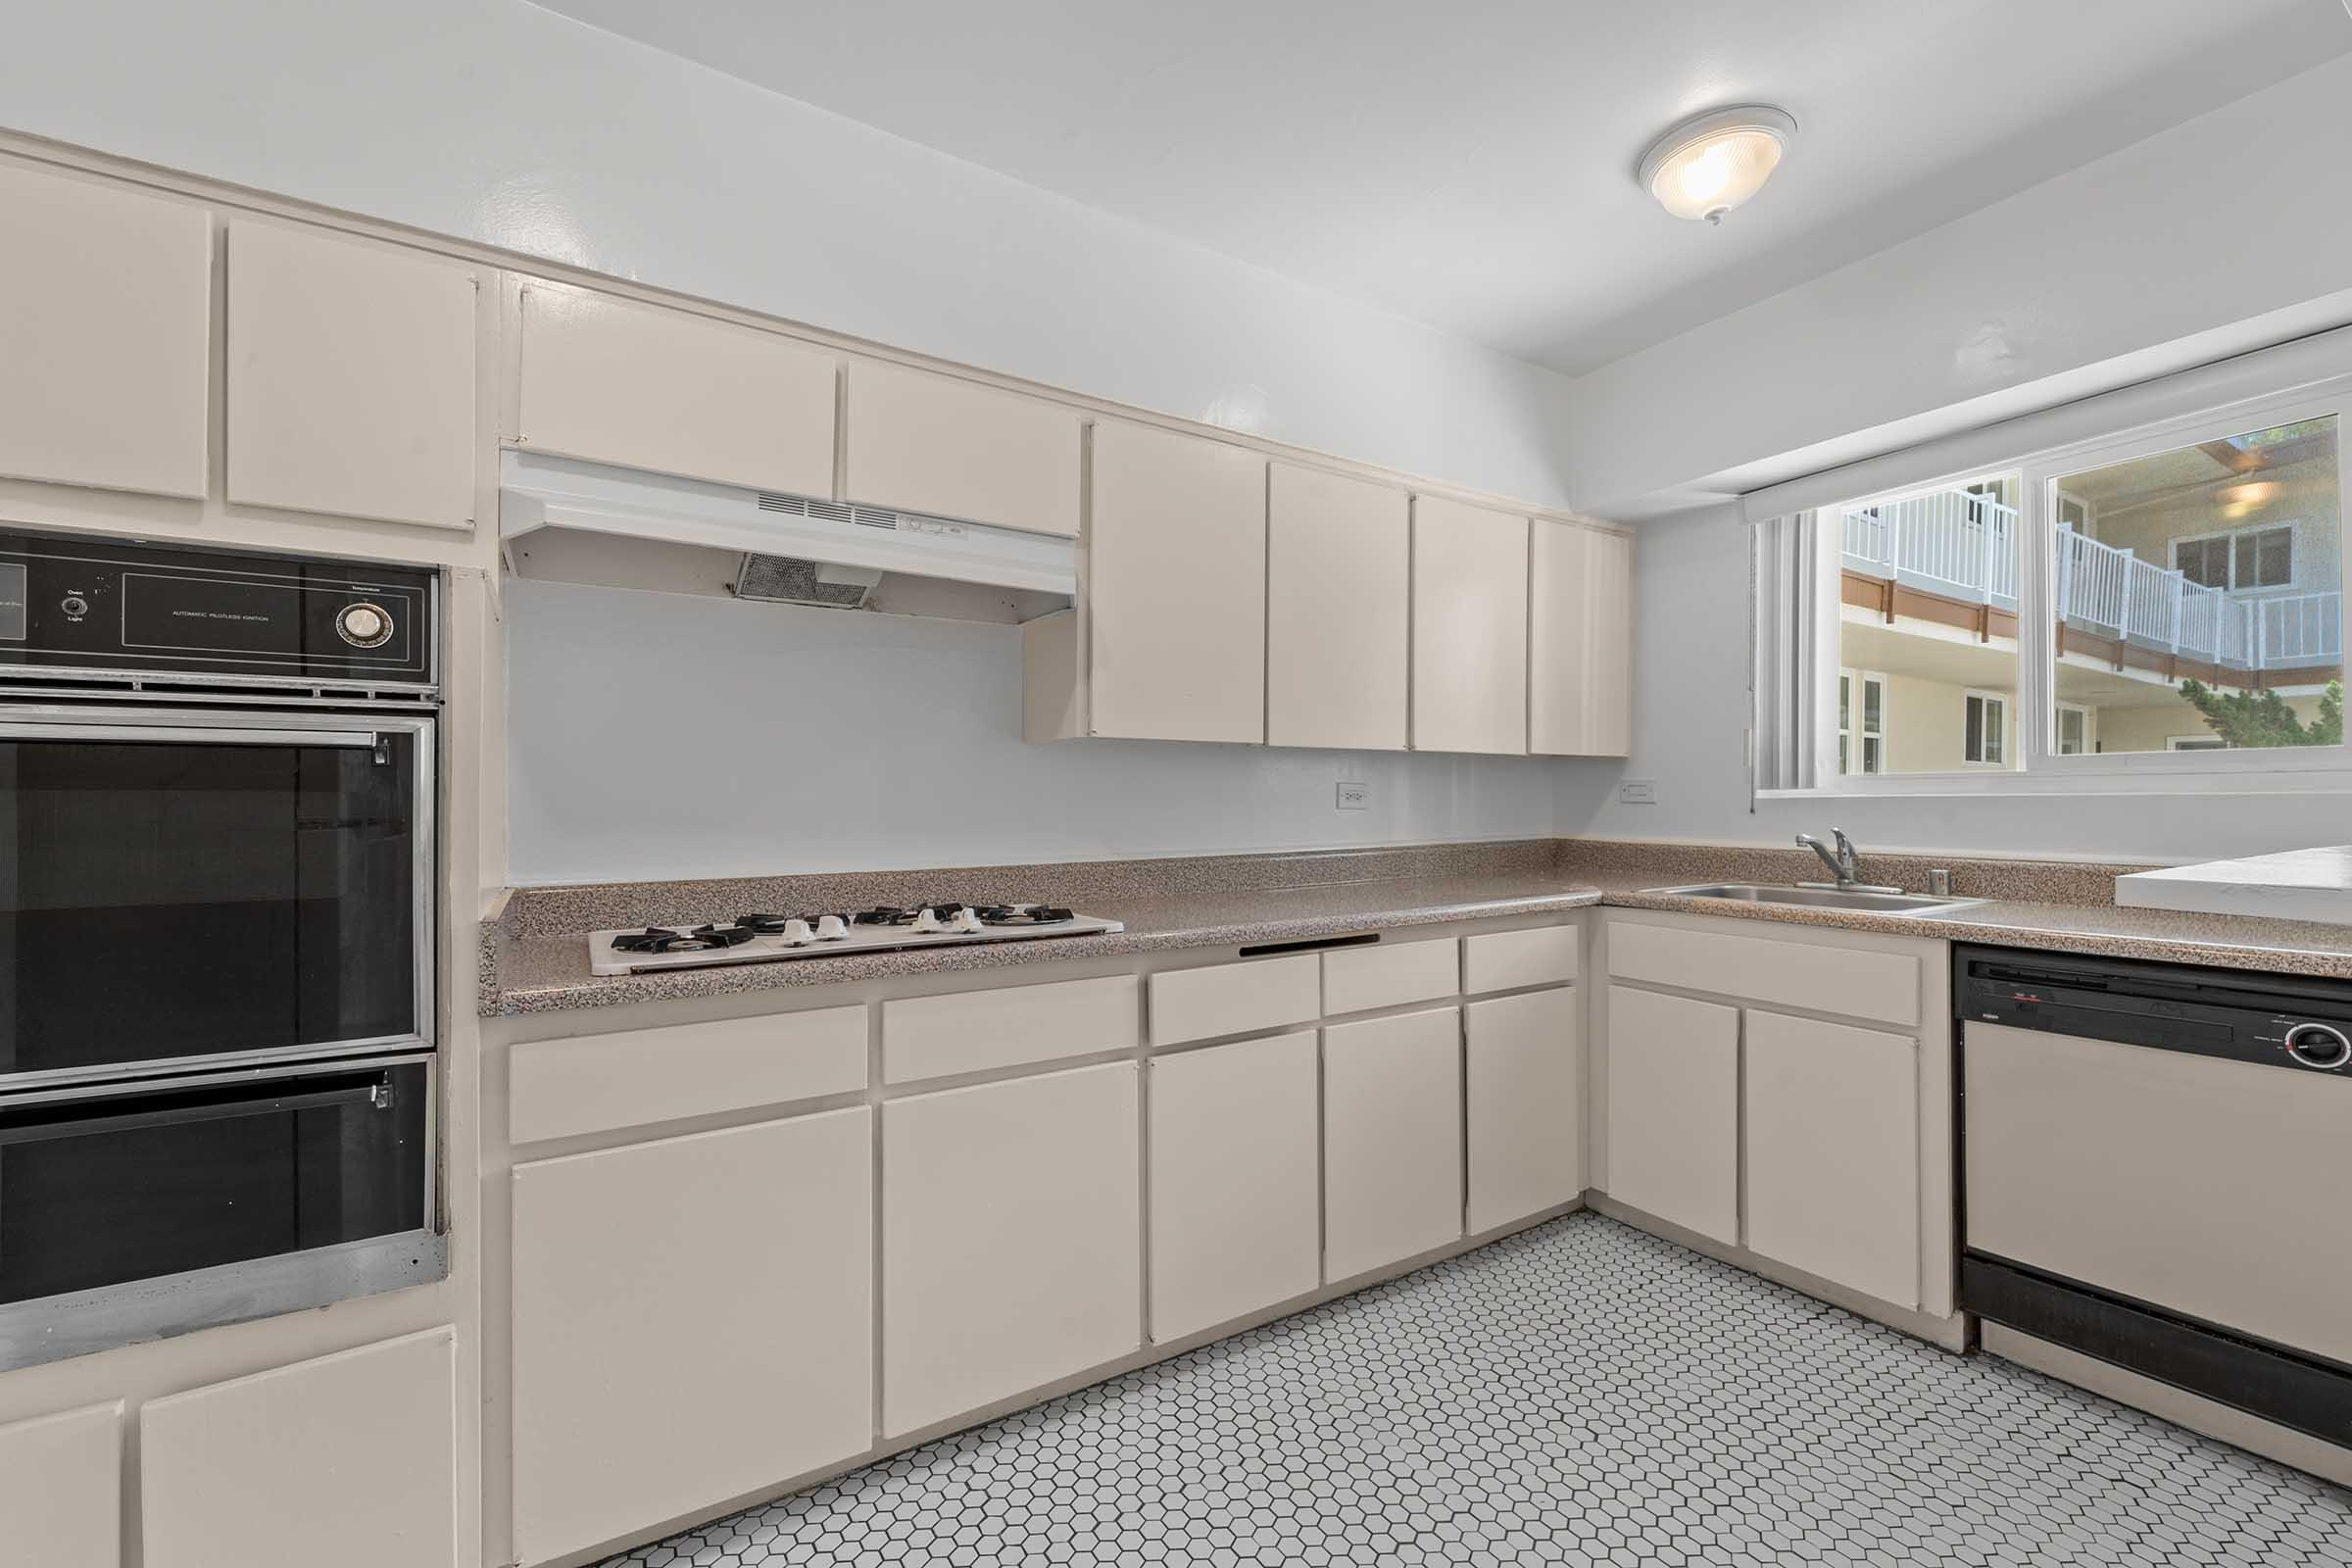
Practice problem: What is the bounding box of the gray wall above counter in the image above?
[506,579,1574,884]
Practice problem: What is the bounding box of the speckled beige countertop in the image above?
[480,839,2352,1016]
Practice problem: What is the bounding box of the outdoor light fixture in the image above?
[1639,106,1797,224]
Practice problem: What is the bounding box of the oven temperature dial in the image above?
[2284,1022,2351,1070]
[335,602,394,648]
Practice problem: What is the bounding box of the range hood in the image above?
[498,450,1078,597]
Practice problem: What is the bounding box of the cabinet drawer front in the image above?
[1149,1031,1321,1342]
[0,1403,119,1568]
[511,1005,867,1144]
[1603,985,1739,1244]
[844,359,1081,537]
[1607,920,1918,1027]
[516,283,837,497]
[1462,924,1579,994]
[1744,1008,1919,1308]
[884,974,1140,1084]
[1150,956,1320,1046]
[1322,937,1459,1016]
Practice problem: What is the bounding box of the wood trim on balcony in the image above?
[1842,570,2016,643]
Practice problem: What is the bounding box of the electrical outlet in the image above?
[1336,781,1371,810]
[1617,779,1658,805]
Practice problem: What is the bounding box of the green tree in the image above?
[2177,677,2343,748]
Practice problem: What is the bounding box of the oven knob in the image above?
[2284,1023,2351,1069]
[59,594,89,618]
[335,602,393,648]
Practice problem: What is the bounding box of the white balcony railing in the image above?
[1841,489,2341,674]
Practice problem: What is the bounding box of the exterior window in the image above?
[2169,735,2229,752]
[1964,691,2007,765]
[2056,703,2092,756]
[2173,525,2293,591]
[1838,667,1886,775]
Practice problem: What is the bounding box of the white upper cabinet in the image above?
[1410,496,1529,754]
[844,359,1081,536]
[226,221,477,529]
[1266,462,1409,750]
[1088,418,1267,743]
[515,282,836,498]
[1530,520,1633,757]
[0,162,211,498]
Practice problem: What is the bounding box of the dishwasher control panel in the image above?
[1958,945,2352,1074]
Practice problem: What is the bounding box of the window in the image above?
[1963,691,2007,766]
[2173,525,2293,591]
[2057,702,2092,756]
[1754,371,2348,793]
[1838,667,1886,774]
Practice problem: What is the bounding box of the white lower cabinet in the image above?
[1603,984,1740,1245]
[1323,1007,1463,1280]
[1465,988,1583,1233]
[142,1328,456,1568]
[883,1062,1142,1437]
[1149,1031,1321,1343]
[0,1401,121,1568]
[511,1110,874,1566]
[1742,1007,1921,1308]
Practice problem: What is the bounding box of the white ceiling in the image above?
[531,0,2352,376]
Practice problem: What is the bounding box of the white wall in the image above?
[1570,54,2352,518]
[1558,505,2352,862]
[0,0,1573,510]
[508,580,1561,883]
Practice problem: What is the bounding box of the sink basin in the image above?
[1648,882,1983,915]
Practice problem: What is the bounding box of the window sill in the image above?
[1765,765,2352,800]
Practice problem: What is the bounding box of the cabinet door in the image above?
[511,1109,872,1566]
[1150,1032,1320,1343]
[0,1401,120,1568]
[225,221,476,528]
[1465,988,1583,1233]
[1088,419,1266,742]
[1410,496,1528,754]
[1604,985,1739,1244]
[884,1062,1141,1436]
[142,1328,455,1568]
[0,162,210,497]
[1530,521,1632,756]
[515,282,836,497]
[1323,1007,1462,1280]
[1745,1008,1921,1307]
[845,359,1080,536]
[1266,462,1408,749]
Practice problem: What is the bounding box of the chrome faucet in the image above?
[1795,829,1902,894]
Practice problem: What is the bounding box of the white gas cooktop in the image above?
[589,903,1124,975]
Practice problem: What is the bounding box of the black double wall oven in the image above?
[0,529,442,1365]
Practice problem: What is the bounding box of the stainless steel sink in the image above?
[1648,882,1983,915]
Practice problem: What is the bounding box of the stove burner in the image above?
[691,923,757,949]
[975,905,1074,926]
[737,913,793,934]
[611,927,712,955]
[853,906,915,926]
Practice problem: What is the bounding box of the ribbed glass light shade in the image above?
[1639,108,1796,224]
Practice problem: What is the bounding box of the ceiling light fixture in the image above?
[1638,106,1797,225]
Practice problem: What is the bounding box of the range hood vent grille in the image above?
[734,554,878,610]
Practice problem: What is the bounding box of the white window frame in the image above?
[1761,357,2352,798]
[2056,701,2093,756]
[1961,689,2009,768]
[2168,520,2300,594]
[1838,665,1887,775]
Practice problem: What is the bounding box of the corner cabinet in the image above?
[1530,520,1632,756]
[225,220,479,529]
[1410,496,1529,754]
[0,161,212,499]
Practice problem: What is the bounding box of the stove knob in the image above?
[59,595,89,618]
[336,602,394,648]
[914,908,947,933]
[2285,1022,2351,1069]
[780,918,813,945]
[955,908,985,933]
[815,915,848,941]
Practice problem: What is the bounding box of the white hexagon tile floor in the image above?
[606,1213,2352,1567]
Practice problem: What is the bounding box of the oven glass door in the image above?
[0,1056,430,1305]
[0,709,431,1083]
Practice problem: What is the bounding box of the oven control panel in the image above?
[0,531,435,687]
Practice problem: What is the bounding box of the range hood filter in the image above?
[734,555,883,610]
